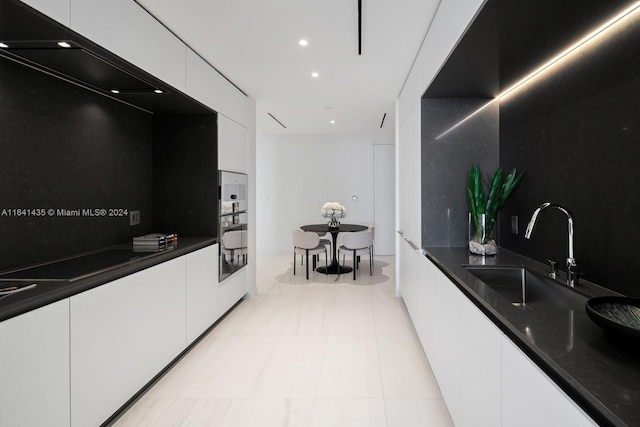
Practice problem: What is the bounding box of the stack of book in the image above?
[133,233,178,251]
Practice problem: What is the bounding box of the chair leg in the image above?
[371,243,374,266]
[293,250,296,275]
[369,247,373,276]
[325,249,328,271]
[352,249,357,280]
[305,249,310,279]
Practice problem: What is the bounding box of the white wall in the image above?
[395,0,486,295]
[396,0,487,245]
[256,134,393,255]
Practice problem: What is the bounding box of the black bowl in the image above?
[586,296,640,340]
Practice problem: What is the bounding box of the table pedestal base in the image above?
[316,262,352,275]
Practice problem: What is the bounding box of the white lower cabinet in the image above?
[419,254,440,360]
[458,293,502,427]
[70,257,186,427]
[219,267,247,316]
[403,255,594,427]
[186,244,219,342]
[419,255,501,427]
[399,238,423,337]
[434,275,463,421]
[0,299,70,427]
[501,337,598,427]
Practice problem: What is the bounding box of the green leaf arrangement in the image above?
[467,165,525,243]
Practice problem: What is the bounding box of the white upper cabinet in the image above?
[219,78,247,127]
[186,48,223,113]
[69,0,186,92]
[186,49,248,127]
[218,114,248,173]
[20,0,70,26]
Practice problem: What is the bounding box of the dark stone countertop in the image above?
[424,247,639,427]
[0,237,217,322]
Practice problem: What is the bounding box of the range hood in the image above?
[0,0,211,114]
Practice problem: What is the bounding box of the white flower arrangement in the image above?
[320,202,347,219]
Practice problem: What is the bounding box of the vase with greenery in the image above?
[467,165,525,255]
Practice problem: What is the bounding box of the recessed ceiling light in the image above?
[311,72,319,78]
[110,89,120,94]
[330,120,335,124]
[0,42,8,48]
[298,39,308,46]
[57,41,72,48]
[154,89,163,94]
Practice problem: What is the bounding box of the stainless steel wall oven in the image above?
[218,170,248,281]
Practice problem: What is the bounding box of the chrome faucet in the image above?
[524,202,578,288]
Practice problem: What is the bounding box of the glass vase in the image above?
[468,213,497,256]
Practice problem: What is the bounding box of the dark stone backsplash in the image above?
[0,52,217,272]
[0,56,154,270]
[422,0,640,297]
[498,16,640,296]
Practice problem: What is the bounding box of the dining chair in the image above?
[292,230,328,279]
[338,229,374,280]
[362,223,375,266]
[300,227,332,265]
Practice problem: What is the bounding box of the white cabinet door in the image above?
[501,337,598,427]
[218,115,248,173]
[185,49,247,125]
[20,0,70,26]
[70,257,186,427]
[219,79,247,127]
[435,277,463,424]
[186,244,220,342]
[186,48,223,113]
[69,0,186,92]
[458,294,502,427]
[418,258,502,427]
[0,299,70,427]
[399,238,421,333]
[219,267,247,316]
[419,256,441,359]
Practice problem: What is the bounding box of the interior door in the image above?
[374,144,395,255]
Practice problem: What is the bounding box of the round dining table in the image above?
[300,223,368,274]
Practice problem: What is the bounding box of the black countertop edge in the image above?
[0,237,217,323]
[422,246,630,427]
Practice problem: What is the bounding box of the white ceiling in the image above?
[135,0,440,135]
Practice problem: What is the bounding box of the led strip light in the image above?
[435,1,640,140]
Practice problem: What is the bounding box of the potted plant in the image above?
[468,165,525,255]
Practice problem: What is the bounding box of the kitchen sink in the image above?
[463,265,586,312]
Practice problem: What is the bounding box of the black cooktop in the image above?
[0,247,170,281]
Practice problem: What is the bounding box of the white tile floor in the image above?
[112,255,454,427]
